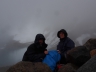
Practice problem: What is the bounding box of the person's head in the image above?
[57,29,68,39]
[59,32,65,38]
[34,34,45,45]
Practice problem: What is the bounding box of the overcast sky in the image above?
[0,0,96,67]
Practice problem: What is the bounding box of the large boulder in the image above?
[58,63,78,72]
[67,46,91,66]
[7,61,52,72]
[76,55,96,72]
[83,38,96,51]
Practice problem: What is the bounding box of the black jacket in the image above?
[22,34,47,62]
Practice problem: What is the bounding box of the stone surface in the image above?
[58,63,78,72]
[67,46,91,66]
[7,61,52,72]
[83,38,96,51]
[76,55,96,72]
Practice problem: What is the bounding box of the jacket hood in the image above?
[34,34,45,43]
[57,29,68,38]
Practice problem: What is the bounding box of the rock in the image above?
[76,55,96,72]
[7,61,52,72]
[67,46,91,66]
[58,63,78,72]
[83,38,96,51]
[90,49,96,57]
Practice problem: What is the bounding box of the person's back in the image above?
[57,29,75,64]
[22,34,48,62]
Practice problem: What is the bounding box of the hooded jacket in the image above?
[22,34,47,62]
[57,29,75,63]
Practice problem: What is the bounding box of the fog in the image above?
[0,0,96,67]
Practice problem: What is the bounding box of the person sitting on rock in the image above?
[57,29,75,64]
[22,34,48,62]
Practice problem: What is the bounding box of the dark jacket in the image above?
[57,29,75,64]
[22,34,47,62]
[57,37,75,56]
